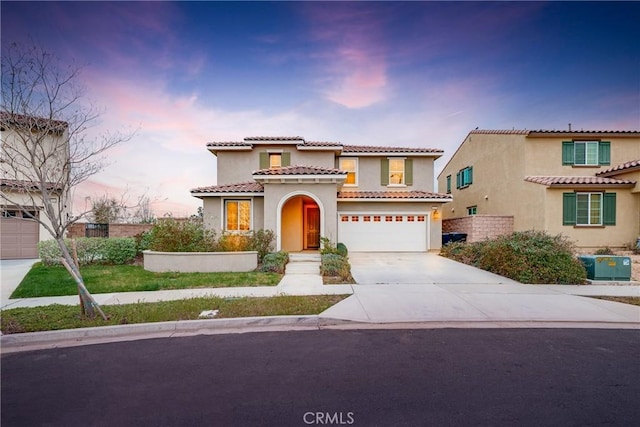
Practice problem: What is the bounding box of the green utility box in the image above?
[578,255,632,281]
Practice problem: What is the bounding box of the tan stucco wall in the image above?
[262,183,339,251]
[544,189,639,250]
[342,156,436,192]
[143,250,258,272]
[215,146,336,185]
[281,197,303,251]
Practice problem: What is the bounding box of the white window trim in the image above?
[339,157,358,187]
[575,192,602,226]
[574,141,599,166]
[388,157,406,187]
[268,152,282,169]
[222,198,253,232]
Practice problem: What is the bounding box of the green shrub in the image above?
[248,229,275,260]
[38,237,136,266]
[259,251,289,273]
[102,238,137,264]
[147,219,216,252]
[321,253,353,281]
[336,242,348,257]
[134,231,153,254]
[440,231,586,284]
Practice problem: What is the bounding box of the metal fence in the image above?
[85,223,109,238]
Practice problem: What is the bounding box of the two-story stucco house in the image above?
[191,136,452,253]
[1,112,70,259]
[437,129,640,250]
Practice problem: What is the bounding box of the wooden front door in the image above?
[304,206,320,249]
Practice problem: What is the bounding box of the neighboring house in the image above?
[1,112,70,259]
[191,136,452,252]
[437,129,640,249]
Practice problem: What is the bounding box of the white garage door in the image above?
[337,213,428,252]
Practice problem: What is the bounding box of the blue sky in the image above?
[3,1,639,216]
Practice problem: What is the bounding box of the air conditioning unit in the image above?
[578,255,632,281]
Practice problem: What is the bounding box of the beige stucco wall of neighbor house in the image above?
[337,201,443,251]
[438,133,543,231]
[524,135,640,177]
[215,146,336,185]
[262,183,339,251]
[544,189,639,250]
[344,156,436,192]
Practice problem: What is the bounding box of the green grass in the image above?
[0,295,349,334]
[11,263,282,298]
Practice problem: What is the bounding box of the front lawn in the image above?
[0,295,349,334]
[11,263,282,298]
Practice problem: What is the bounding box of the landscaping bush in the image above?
[38,237,137,266]
[259,251,289,273]
[147,218,216,252]
[248,229,276,260]
[336,242,348,257]
[321,253,353,282]
[440,230,587,284]
[594,247,615,255]
[134,230,153,254]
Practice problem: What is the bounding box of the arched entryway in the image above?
[277,192,323,252]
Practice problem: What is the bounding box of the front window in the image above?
[225,200,251,231]
[574,141,599,166]
[269,153,282,168]
[576,193,602,225]
[339,158,358,186]
[389,158,405,185]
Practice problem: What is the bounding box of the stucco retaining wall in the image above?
[143,250,258,273]
[443,215,514,243]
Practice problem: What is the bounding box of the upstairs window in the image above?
[467,206,477,215]
[562,141,610,166]
[389,159,405,185]
[269,153,282,168]
[456,166,473,189]
[380,158,413,186]
[339,158,358,186]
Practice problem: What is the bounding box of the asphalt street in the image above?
[2,328,639,427]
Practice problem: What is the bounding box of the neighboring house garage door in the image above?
[337,213,428,252]
[1,215,39,259]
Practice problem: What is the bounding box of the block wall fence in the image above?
[442,215,514,243]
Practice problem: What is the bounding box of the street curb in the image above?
[0,315,360,353]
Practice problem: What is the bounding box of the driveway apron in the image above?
[320,253,640,326]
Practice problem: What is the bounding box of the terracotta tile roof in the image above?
[469,129,531,135]
[596,160,640,177]
[342,145,443,154]
[1,178,63,192]
[244,136,305,141]
[206,141,252,148]
[252,165,347,176]
[190,181,264,194]
[0,111,68,132]
[300,141,343,147]
[338,190,452,200]
[524,176,636,187]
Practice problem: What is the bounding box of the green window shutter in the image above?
[468,166,473,184]
[446,175,451,193]
[456,171,461,189]
[380,159,389,186]
[562,141,574,165]
[603,192,616,225]
[282,152,291,167]
[562,192,576,225]
[598,141,611,166]
[405,159,413,186]
[259,152,269,169]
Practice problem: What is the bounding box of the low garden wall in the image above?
[143,250,258,273]
[442,215,514,243]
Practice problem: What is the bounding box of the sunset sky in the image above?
[2,1,639,217]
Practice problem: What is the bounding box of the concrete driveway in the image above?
[348,252,519,285]
[320,252,640,326]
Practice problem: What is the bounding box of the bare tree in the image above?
[1,43,133,318]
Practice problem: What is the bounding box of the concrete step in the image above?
[285,261,321,275]
[289,253,321,262]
